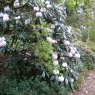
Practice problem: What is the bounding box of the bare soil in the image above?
[70,71,95,95]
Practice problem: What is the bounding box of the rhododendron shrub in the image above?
[0,0,81,92]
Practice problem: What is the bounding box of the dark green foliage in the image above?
[1,0,94,95]
[0,77,70,95]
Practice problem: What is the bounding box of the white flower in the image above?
[2,37,5,41]
[53,70,59,75]
[14,0,20,8]
[14,2,20,8]
[4,6,10,11]
[52,52,58,60]
[0,41,6,47]
[33,7,39,11]
[46,4,52,9]
[64,40,70,45]
[69,46,77,54]
[53,60,59,65]
[15,16,20,20]
[68,52,73,57]
[0,13,3,17]
[40,8,46,12]
[62,63,68,68]
[70,78,74,82]
[25,18,31,25]
[74,53,80,58]
[0,37,5,42]
[3,14,9,22]
[36,12,42,17]
[46,37,57,44]
[70,49,75,54]
[0,13,9,22]
[58,76,64,82]
[45,1,50,5]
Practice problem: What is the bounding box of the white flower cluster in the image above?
[0,13,9,22]
[4,6,10,11]
[64,40,80,59]
[0,37,6,47]
[52,70,65,82]
[33,6,44,18]
[14,0,20,8]
[51,39,80,83]
[51,51,65,82]
[50,51,58,66]
[45,1,52,9]
[58,76,64,82]
[33,1,52,17]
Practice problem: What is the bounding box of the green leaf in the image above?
[50,75,55,81]
[65,77,68,85]
[42,71,45,78]
[70,81,74,90]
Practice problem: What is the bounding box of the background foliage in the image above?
[0,0,95,95]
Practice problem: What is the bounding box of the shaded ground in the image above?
[70,71,95,95]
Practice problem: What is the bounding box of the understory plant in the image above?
[0,0,83,95]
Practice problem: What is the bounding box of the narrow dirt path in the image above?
[70,71,95,95]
